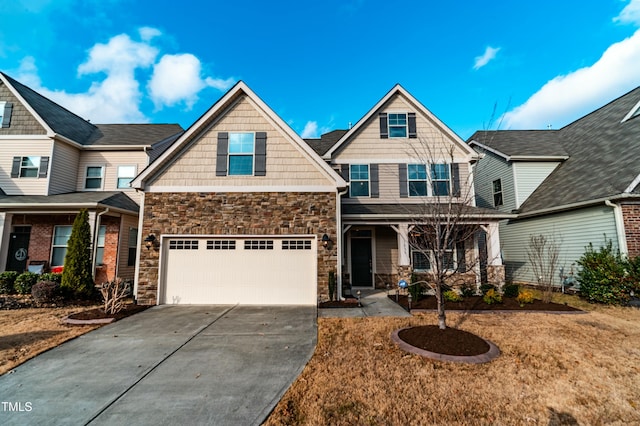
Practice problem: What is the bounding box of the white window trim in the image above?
[84,165,105,191]
[492,178,503,207]
[116,165,137,190]
[95,225,107,266]
[430,163,452,196]
[51,225,72,267]
[388,111,408,138]
[350,164,370,197]
[227,132,255,176]
[19,156,41,178]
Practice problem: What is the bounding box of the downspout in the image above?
[605,200,628,255]
[92,208,110,281]
[336,187,349,300]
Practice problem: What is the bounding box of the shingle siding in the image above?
[0,80,47,135]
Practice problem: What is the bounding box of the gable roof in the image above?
[468,130,569,160]
[469,86,640,215]
[0,72,183,147]
[323,84,477,160]
[132,81,347,189]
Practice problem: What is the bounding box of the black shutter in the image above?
[11,156,20,178]
[370,164,379,198]
[38,156,49,178]
[379,113,388,139]
[2,103,13,128]
[254,132,267,176]
[216,132,228,176]
[398,164,408,198]
[451,163,460,197]
[408,112,417,138]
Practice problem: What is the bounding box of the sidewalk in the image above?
[318,289,411,318]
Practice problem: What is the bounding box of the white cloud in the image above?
[10,28,234,123]
[148,53,234,110]
[473,46,500,70]
[503,29,640,129]
[614,0,640,25]
[301,121,319,138]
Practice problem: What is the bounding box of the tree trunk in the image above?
[435,283,447,329]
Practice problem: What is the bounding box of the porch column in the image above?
[0,213,13,271]
[391,223,410,266]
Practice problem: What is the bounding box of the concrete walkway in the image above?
[318,289,411,318]
[0,305,316,426]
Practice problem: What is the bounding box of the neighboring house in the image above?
[0,72,183,283]
[132,82,509,305]
[469,86,640,285]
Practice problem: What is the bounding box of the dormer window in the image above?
[379,112,417,138]
[388,113,407,138]
[0,101,13,128]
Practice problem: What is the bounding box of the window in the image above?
[388,113,407,138]
[207,240,236,250]
[228,133,255,175]
[95,225,107,265]
[169,239,198,250]
[244,240,273,250]
[492,179,503,206]
[408,164,428,196]
[282,240,312,250]
[117,166,136,189]
[431,164,450,196]
[350,164,369,197]
[51,225,72,266]
[412,251,431,271]
[20,156,40,178]
[0,101,12,128]
[85,166,104,190]
[127,228,138,266]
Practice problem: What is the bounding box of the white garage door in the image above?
[161,237,317,305]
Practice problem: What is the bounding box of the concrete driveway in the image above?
[0,305,317,425]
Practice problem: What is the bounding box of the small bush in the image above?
[443,290,462,302]
[0,271,19,294]
[479,284,496,295]
[409,281,424,302]
[100,278,131,315]
[578,241,630,305]
[39,272,62,284]
[516,289,535,306]
[483,288,502,305]
[32,281,61,305]
[14,271,40,295]
[503,283,520,298]
[461,284,476,297]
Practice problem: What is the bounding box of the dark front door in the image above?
[7,228,31,272]
[351,237,372,287]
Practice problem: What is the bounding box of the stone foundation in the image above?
[486,265,506,289]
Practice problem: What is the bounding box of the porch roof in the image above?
[342,203,513,221]
[0,192,139,214]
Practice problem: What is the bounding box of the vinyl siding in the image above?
[473,149,515,212]
[0,80,47,135]
[77,151,147,202]
[0,140,52,195]
[375,226,398,275]
[117,214,139,281]
[513,162,560,208]
[151,94,332,188]
[49,141,80,195]
[500,205,618,285]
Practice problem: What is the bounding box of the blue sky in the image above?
[1,0,640,140]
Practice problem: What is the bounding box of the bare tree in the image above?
[527,235,561,303]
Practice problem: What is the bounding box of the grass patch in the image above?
[266,300,640,425]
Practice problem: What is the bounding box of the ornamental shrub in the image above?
[32,281,61,306]
[443,290,462,302]
[577,241,630,305]
[61,209,96,299]
[516,289,535,306]
[479,283,496,295]
[39,272,62,284]
[483,288,502,305]
[503,283,520,298]
[0,271,19,294]
[14,271,39,295]
[461,283,476,297]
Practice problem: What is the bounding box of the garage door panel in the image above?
[162,237,316,305]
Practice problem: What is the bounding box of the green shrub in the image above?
[0,271,19,294]
[61,209,96,299]
[503,283,520,298]
[483,288,502,305]
[461,284,476,297]
[14,271,40,295]
[32,280,61,305]
[39,272,62,284]
[578,241,630,305]
[443,290,462,302]
[408,281,424,301]
[624,255,640,294]
[479,284,496,295]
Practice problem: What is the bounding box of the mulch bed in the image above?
[398,325,490,356]
[390,294,583,312]
[68,304,149,321]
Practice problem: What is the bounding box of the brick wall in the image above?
[137,192,338,305]
[622,203,640,257]
[94,216,121,284]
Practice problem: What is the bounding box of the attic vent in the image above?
[0,102,12,128]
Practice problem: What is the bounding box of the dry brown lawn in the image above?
[266,295,640,425]
[0,305,100,375]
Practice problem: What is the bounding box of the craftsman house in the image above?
[132,82,509,305]
[469,86,640,285]
[0,72,183,283]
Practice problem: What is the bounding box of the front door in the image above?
[351,237,372,287]
[6,227,31,272]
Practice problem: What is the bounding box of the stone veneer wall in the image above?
[137,192,338,305]
[622,203,640,258]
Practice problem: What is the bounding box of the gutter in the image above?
[605,200,628,255]
[336,187,349,301]
[92,208,110,281]
[516,194,640,219]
